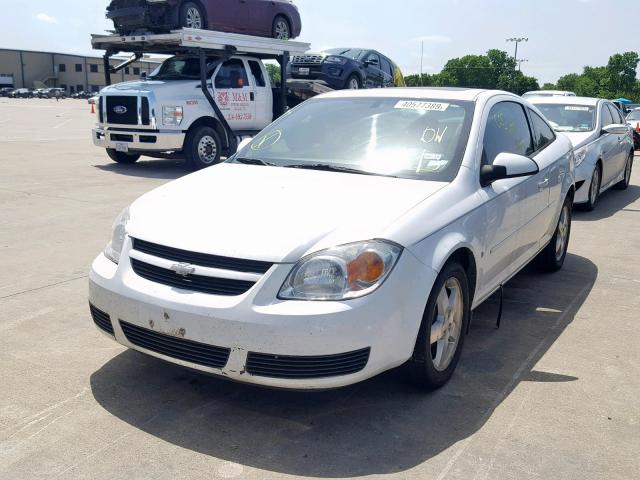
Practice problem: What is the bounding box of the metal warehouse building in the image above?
[0,48,161,94]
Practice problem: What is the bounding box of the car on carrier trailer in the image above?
[91,29,309,170]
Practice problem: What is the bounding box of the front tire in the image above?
[406,261,470,390]
[180,2,206,29]
[614,152,633,190]
[184,126,222,170]
[582,164,601,211]
[272,16,291,39]
[346,74,362,90]
[106,149,141,164]
[535,196,572,272]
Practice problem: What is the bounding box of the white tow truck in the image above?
[91,28,315,169]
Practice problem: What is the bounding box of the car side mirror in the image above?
[602,124,629,136]
[140,71,147,80]
[480,152,539,187]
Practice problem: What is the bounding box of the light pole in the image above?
[506,37,528,91]
[517,59,529,71]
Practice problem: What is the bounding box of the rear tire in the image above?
[272,15,291,39]
[106,149,140,164]
[406,261,470,390]
[180,2,206,29]
[614,152,633,190]
[184,126,222,170]
[535,196,572,273]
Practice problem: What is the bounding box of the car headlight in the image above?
[104,207,130,264]
[324,56,347,65]
[162,106,183,126]
[279,240,403,301]
[574,146,588,167]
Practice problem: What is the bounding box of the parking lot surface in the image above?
[1,98,639,479]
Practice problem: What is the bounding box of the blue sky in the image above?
[1,0,637,84]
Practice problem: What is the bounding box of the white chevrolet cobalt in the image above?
[90,88,575,390]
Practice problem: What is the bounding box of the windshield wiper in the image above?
[234,157,277,166]
[283,163,379,176]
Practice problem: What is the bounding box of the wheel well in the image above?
[185,117,229,152]
[446,248,477,305]
[273,14,291,29]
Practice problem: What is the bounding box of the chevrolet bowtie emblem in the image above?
[170,263,196,277]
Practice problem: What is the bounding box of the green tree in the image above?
[265,64,281,87]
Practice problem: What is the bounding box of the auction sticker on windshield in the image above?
[395,101,450,111]
[565,106,590,111]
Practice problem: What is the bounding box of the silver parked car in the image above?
[531,96,634,210]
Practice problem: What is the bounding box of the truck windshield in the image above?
[233,97,474,182]
[324,48,366,60]
[534,104,596,132]
[149,56,219,80]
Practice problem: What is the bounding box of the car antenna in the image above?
[496,284,504,329]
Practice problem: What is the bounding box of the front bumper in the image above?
[88,239,434,389]
[573,160,596,204]
[289,64,347,90]
[93,127,185,153]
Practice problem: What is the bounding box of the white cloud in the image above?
[414,35,452,44]
[35,13,59,24]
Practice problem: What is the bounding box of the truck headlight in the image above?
[162,106,183,126]
[278,241,403,301]
[325,56,347,65]
[104,207,130,264]
[574,146,588,167]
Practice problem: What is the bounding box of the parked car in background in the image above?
[0,87,14,97]
[289,48,406,90]
[626,108,640,150]
[72,91,92,99]
[40,88,67,99]
[9,88,34,98]
[106,0,302,39]
[522,90,576,99]
[531,96,634,210]
[89,88,575,390]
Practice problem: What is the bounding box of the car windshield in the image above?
[149,56,219,80]
[626,110,640,121]
[324,48,366,60]
[231,97,474,182]
[534,104,596,132]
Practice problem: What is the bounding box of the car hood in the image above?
[127,163,447,263]
[560,131,596,149]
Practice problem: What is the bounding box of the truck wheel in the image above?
[180,2,206,29]
[346,75,361,90]
[406,261,470,390]
[106,149,140,164]
[272,16,291,40]
[184,126,222,170]
[535,196,572,272]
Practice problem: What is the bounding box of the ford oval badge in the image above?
[113,105,127,114]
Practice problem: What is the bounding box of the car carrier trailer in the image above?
[91,28,313,169]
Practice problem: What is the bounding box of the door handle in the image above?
[537,179,549,190]
[250,92,255,101]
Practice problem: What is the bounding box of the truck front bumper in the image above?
[93,127,185,153]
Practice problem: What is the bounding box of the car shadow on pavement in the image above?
[90,253,597,477]
[94,158,189,180]
[574,184,640,221]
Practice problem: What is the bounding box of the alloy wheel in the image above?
[589,167,600,205]
[348,78,360,89]
[625,155,633,185]
[430,277,464,372]
[274,20,290,40]
[186,7,202,29]
[555,204,570,262]
[197,135,218,164]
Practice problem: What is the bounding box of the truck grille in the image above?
[132,238,273,274]
[292,55,324,65]
[246,348,371,379]
[104,96,150,126]
[120,320,231,369]
[131,259,256,296]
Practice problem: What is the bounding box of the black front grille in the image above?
[141,97,150,125]
[120,320,230,369]
[246,348,371,379]
[90,304,114,335]
[98,96,104,123]
[132,238,273,274]
[111,134,134,142]
[131,259,255,296]
[106,96,138,125]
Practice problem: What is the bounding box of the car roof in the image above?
[527,96,601,106]
[317,87,498,102]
